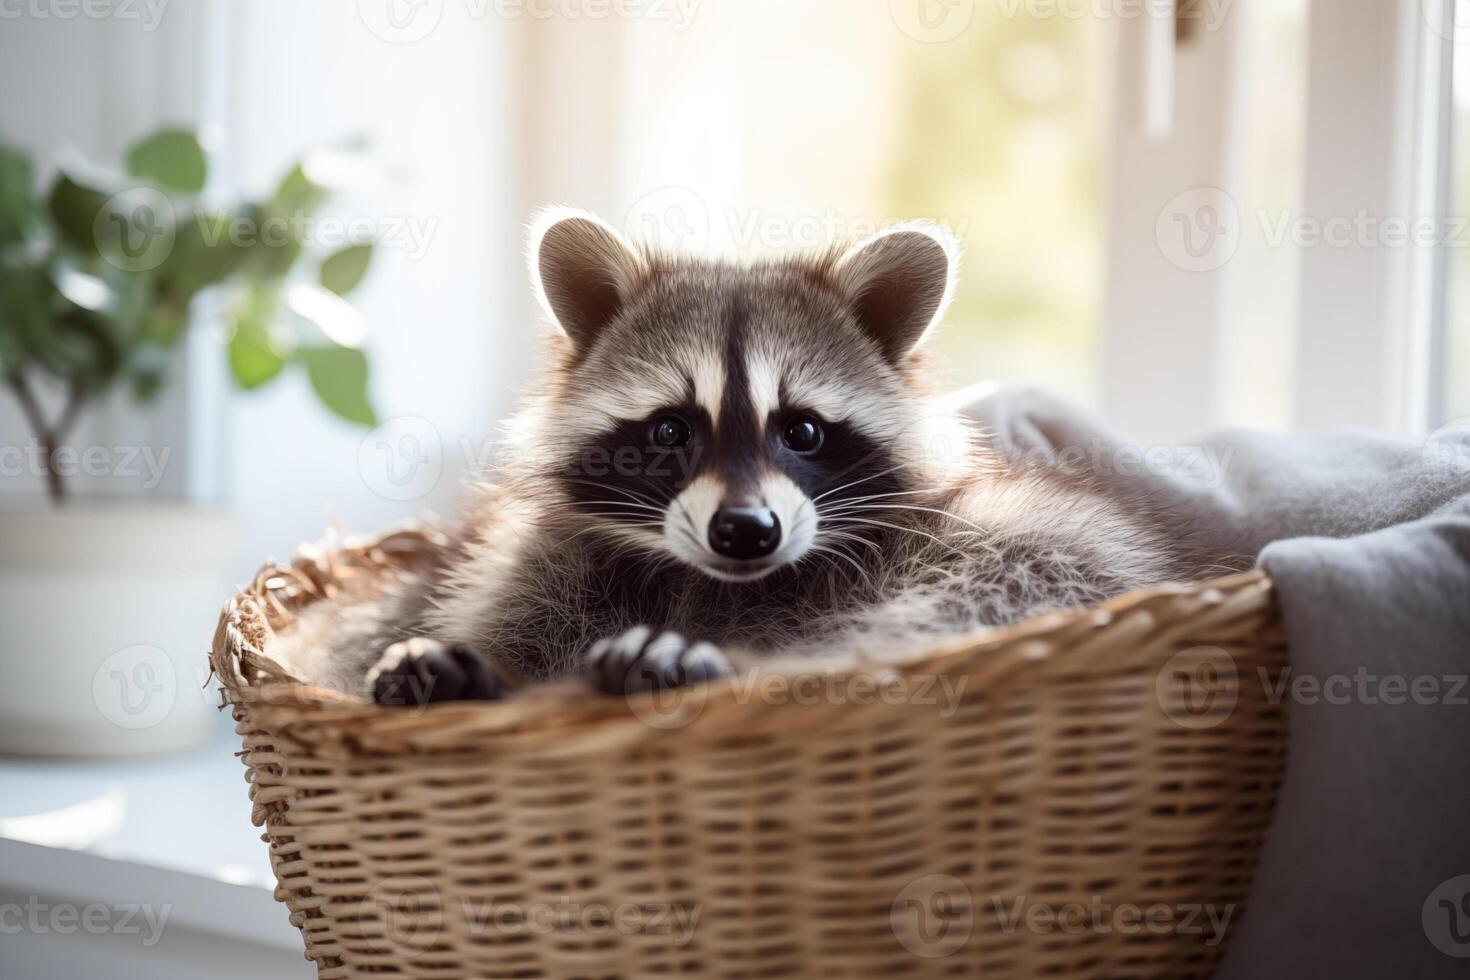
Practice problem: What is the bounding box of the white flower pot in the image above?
[0,504,240,757]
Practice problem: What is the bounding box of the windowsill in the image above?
[0,725,303,952]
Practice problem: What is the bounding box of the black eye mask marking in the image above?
[563,404,709,526]
[765,414,906,511]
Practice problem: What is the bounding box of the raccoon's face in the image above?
[529,208,959,583]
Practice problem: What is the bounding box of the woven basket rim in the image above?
[210,521,1274,750]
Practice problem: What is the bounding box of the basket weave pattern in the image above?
[212,526,1288,979]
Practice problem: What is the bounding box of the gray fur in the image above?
[288,214,1234,699]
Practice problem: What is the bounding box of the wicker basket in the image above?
[211,524,1288,979]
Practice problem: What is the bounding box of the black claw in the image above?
[371,639,505,707]
[587,628,731,697]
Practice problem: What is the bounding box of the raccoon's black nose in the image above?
[709,507,781,561]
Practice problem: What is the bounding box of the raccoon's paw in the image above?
[368,638,505,707]
[585,627,731,697]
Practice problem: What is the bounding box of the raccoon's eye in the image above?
[651,414,693,449]
[782,416,824,454]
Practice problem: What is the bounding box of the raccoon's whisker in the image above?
[822,516,968,559]
[670,518,709,560]
[565,480,665,510]
[821,502,988,533]
[633,548,678,598]
[559,521,663,547]
[810,463,914,504]
[817,529,882,554]
[573,499,667,515]
[816,483,968,510]
[573,513,665,523]
[807,543,877,591]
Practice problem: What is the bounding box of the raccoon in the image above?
[295,208,1195,706]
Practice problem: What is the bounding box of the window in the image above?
[1445,0,1470,422]
[882,7,1108,402]
[607,1,1109,402]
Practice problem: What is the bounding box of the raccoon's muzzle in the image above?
[708,505,781,560]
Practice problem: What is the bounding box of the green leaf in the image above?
[233,165,327,281]
[0,278,25,373]
[227,292,286,390]
[0,324,17,375]
[0,265,117,391]
[265,164,326,216]
[126,129,206,194]
[32,307,123,393]
[47,172,109,254]
[158,209,246,300]
[137,302,187,345]
[299,345,376,426]
[0,143,38,246]
[319,243,373,296]
[228,325,285,389]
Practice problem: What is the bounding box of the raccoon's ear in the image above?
[528,207,645,349]
[833,223,959,361]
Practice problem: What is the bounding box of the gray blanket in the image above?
[966,387,1470,979]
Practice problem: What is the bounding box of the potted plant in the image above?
[0,128,379,756]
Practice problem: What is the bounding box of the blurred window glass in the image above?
[881,6,1108,402]
[615,2,1108,402]
[1447,0,1470,421]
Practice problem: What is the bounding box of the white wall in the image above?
[0,2,527,581]
[219,1,526,578]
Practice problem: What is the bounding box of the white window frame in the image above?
[1102,0,1454,439]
